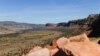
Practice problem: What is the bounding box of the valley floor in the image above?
[0,30,62,56]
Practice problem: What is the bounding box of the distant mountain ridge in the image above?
[45,14,100,37]
[46,14,100,29]
[0,21,44,34]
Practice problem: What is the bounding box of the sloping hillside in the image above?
[0,21,44,34]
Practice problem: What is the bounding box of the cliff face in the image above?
[66,14,100,28]
[67,14,100,37]
[68,14,100,37]
[88,14,100,37]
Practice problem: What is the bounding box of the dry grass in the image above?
[0,29,100,56]
[0,30,62,56]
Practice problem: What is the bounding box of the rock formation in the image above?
[88,14,100,37]
[24,33,100,56]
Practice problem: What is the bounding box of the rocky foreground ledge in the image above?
[23,33,100,56]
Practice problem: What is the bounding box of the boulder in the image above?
[56,37,69,48]
[63,41,100,56]
[25,48,50,56]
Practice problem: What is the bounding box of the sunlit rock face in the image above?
[24,33,100,56]
[25,48,50,56]
[63,41,100,56]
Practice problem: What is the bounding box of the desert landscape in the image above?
[0,14,100,56]
[0,0,100,56]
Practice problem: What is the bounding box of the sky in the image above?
[0,0,100,24]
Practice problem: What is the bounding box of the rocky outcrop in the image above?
[88,14,100,37]
[60,14,100,30]
[67,14,100,37]
[24,33,100,56]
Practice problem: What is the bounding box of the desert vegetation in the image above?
[0,30,62,56]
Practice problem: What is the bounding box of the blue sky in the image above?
[0,0,100,24]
